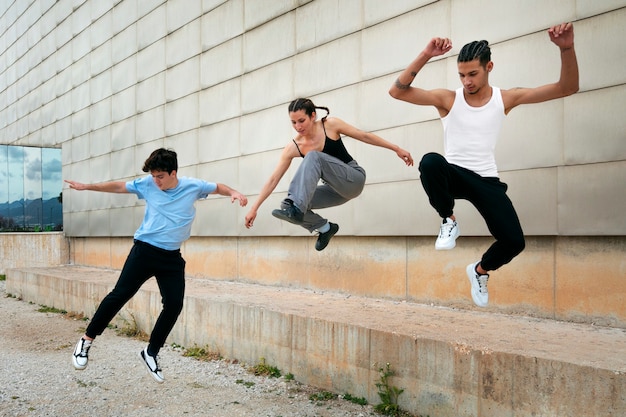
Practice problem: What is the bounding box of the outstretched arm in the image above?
[244,146,295,228]
[212,183,248,207]
[64,180,129,193]
[329,118,414,166]
[503,22,579,112]
[388,37,455,114]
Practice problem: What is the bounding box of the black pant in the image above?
[85,240,186,355]
[418,152,525,271]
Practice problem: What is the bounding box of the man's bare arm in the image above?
[503,23,579,112]
[389,37,455,113]
[64,180,129,193]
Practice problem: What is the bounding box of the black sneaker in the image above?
[72,337,91,370]
[139,347,164,383]
[315,222,339,251]
[271,199,304,225]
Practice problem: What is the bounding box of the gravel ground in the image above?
[0,280,379,417]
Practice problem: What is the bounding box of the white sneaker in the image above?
[435,217,459,250]
[466,262,489,307]
[139,347,164,383]
[72,338,91,370]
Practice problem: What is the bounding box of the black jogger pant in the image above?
[85,240,186,355]
[418,152,525,271]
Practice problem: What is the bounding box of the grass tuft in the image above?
[37,305,67,314]
[248,357,281,378]
[182,345,222,362]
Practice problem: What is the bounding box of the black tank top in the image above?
[293,120,354,164]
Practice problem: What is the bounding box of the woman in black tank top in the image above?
[245,98,414,251]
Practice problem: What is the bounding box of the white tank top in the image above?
[441,86,505,177]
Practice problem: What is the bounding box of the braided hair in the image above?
[288,98,330,122]
[458,40,491,67]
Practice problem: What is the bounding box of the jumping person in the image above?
[389,23,579,306]
[244,98,414,250]
[66,148,247,382]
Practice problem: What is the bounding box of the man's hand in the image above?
[64,180,88,191]
[548,22,574,50]
[231,192,248,207]
[424,37,453,58]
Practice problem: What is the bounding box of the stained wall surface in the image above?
[0,1,624,320]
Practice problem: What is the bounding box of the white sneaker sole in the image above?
[72,356,87,370]
[466,263,488,307]
[139,350,164,383]
[435,240,457,250]
[72,339,89,370]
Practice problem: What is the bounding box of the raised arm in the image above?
[328,118,414,166]
[64,180,129,193]
[212,183,248,206]
[244,145,296,228]
[503,22,579,112]
[389,37,455,114]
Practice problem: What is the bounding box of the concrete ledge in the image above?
[68,235,626,328]
[0,232,69,275]
[7,266,626,417]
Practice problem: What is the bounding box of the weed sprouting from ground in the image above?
[374,363,405,416]
[37,305,67,314]
[114,312,149,341]
[249,357,281,378]
[235,379,255,388]
[182,345,222,362]
[34,303,87,322]
[0,274,6,281]
[308,390,371,410]
[65,311,88,321]
[309,391,337,402]
[343,393,368,406]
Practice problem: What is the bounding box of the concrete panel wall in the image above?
[1,2,624,329]
[1,0,624,237]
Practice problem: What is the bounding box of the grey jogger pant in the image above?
[287,151,366,232]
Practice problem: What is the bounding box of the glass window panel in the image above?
[0,146,8,227]
[42,148,62,229]
[24,147,43,229]
[8,146,25,230]
[0,145,62,232]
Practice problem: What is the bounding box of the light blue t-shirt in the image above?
[126,176,217,250]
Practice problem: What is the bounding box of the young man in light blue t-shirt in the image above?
[66,148,247,383]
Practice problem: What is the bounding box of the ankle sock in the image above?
[317,222,330,233]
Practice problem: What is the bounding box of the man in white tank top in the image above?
[389,23,579,307]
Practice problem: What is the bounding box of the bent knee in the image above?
[163,298,184,314]
[303,150,322,162]
[418,152,445,174]
[507,235,526,257]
